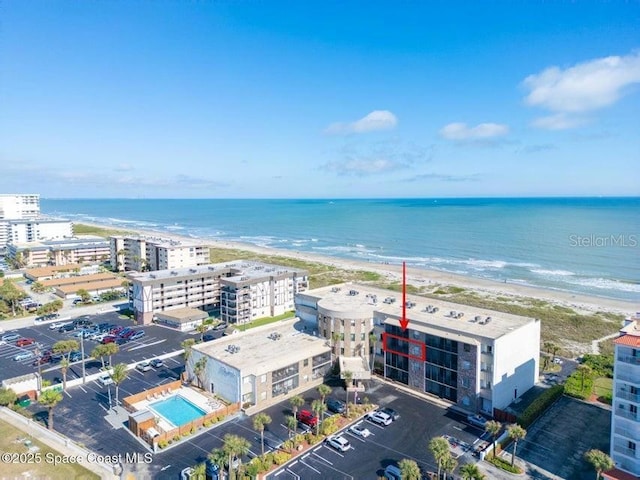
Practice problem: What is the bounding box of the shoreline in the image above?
[80,221,637,317]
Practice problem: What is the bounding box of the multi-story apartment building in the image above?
[187,318,331,412]
[609,314,640,478]
[0,194,40,220]
[110,235,210,272]
[6,236,110,267]
[8,218,73,244]
[296,283,540,415]
[128,261,308,326]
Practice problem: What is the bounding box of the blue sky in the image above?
[1,1,639,198]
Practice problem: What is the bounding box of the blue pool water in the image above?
[149,395,206,427]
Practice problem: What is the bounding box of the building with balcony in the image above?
[0,194,40,220]
[128,260,308,326]
[296,283,540,415]
[186,318,331,412]
[609,314,640,478]
[109,235,210,272]
[6,236,110,267]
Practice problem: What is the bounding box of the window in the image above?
[461,378,470,388]
[303,359,309,367]
[350,334,355,341]
[261,374,267,383]
[462,360,471,370]
[463,344,471,353]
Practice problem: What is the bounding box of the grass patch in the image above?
[73,223,134,237]
[486,455,522,474]
[593,377,613,404]
[242,311,296,330]
[564,372,594,400]
[0,419,99,479]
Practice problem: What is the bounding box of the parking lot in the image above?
[0,310,197,386]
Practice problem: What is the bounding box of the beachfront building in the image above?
[40,272,126,299]
[6,235,110,268]
[608,314,640,479]
[186,318,332,412]
[0,193,61,251]
[0,194,40,220]
[128,260,308,326]
[109,235,210,272]
[296,283,540,415]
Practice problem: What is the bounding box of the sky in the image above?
[1,1,639,199]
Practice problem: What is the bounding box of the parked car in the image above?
[378,407,400,421]
[149,358,164,368]
[98,374,114,386]
[1,332,20,342]
[16,337,35,347]
[348,423,372,438]
[58,324,75,333]
[325,435,351,452]
[101,336,116,344]
[49,321,71,330]
[32,356,50,366]
[467,414,489,429]
[116,337,129,345]
[69,351,83,362]
[14,351,35,361]
[367,411,392,426]
[383,464,402,480]
[129,331,145,341]
[326,398,346,414]
[296,409,318,427]
[136,361,152,372]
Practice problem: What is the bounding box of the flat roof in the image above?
[156,307,207,322]
[12,236,108,249]
[129,260,307,284]
[26,264,83,278]
[56,278,125,294]
[302,283,537,340]
[111,234,207,248]
[193,318,330,376]
[42,272,117,287]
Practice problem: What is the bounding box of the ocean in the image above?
[41,197,640,302]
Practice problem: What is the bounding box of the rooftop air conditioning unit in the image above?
[485,317,492,324]
[457,312,464,318]
[474,315,482,322]
[450,310,457,317]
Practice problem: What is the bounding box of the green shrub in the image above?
[158,439,168,449]
[564,374,594,400]
[272,451,291,465]
[518,384,564,428]
[581,354,614,378]
[488,455,522,474]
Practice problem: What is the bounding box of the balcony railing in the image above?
[614,444,639,459]
[617,372,640,385]
[617,390,640,403]
[618,355,640,366]
[615,409,639,421]
[614,425,640,438]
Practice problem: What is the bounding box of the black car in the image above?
[149,358,164,368]
[326,398,346,414]
[378,407,400,421]
[116,337,129,345]
[203,331,223,342]
[73,318,92,327]
[59,324,76,333]
[69,351,83,362]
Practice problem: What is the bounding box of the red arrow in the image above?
[400,261,409,331]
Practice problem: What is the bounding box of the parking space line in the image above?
[285,468,300,479]
[344,431,366,442]
[299,459,321,474]
[313,450,335,462]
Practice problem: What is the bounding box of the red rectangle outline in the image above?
[382,332,426,361]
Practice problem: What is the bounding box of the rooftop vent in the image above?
[383,297,396,304]
[227,344,240,354]
[485,316,492,324]
[170,271,178,276]
[450,310,457,317]
[348,289,359,296]
[149,274,156,279]
[406,301,416,309]
[456,312,464,319]
[474,315,482,322]
[189,269,197,273]
[331,287,341,293]
[268,332,282,341]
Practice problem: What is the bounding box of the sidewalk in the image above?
[0,406,117,479]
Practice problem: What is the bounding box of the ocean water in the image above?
[41,198,640,302]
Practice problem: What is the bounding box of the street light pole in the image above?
[80,334,86,384]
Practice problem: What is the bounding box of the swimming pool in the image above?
[149,394,207,427]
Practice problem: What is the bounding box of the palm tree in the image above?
[399,458,421,480]
[289,394,304,417]
[39,388,63,430]
[311,399,326,436]
[442,455,458,479]
[331,331,341,357]
[460,463,485,480]
[111,363,129,407]
[484,420,502,458]
[369,332,378,371]
[194,357,207,389]
[429,436,450,479]
[317,384,331,405]
[584,449,614,480]
[343,370,353,415]
[208,448,226,475]
[196,321,209,342]
[577,364,593,393]
[59,358,70,391]
[182,338,196,361]
[285,415,297,440]
[253,413,272,457]
[506,424,527,468]
[191,462,206,478]
[222,434,250,480]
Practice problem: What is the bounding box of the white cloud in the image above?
[524,51,640,113]
[531,113,589,130]
[439,122,509,141]
[115,163,134,172]
[325,110,398,134]
[323,158,403,176]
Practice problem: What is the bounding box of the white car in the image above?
[348,423,372,438]
[136,361,152,372]
[325,435,351,452]
[98,374,114,386]
[367,411,392,426]
[49,321,71,330]
[467,414,488,429]
[14,351,35,361]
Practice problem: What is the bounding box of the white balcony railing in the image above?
[616,409,639,421]
[617,390,640,403]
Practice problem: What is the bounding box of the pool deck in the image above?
[132,386,224,432]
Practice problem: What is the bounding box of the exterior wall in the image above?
[317,307,373,358]
[611,342,640,476]
[491,319,540,411]
[0,194,40,220]
[9,220,72,244]
[188,350,241,403]
[110,236,210,272]
[457,342,479,411]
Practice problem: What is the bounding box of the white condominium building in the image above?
[296,283,540,415]
[128,260,308,325]
[609,314,640,478]
[0,194,40,220]
[8,218,73,244]
[110,235,210,272]
[7,236,110,267]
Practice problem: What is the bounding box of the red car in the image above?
[16,337,35,347]
[101,336,116,344]
[296,409,318,427]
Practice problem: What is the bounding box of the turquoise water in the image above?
[149,395,206,427]
[41,197,640,301]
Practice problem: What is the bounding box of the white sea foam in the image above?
[531,269,576,277]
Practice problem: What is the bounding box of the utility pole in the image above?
[80,334,86,384]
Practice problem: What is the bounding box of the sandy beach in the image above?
[88,222,637,317]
